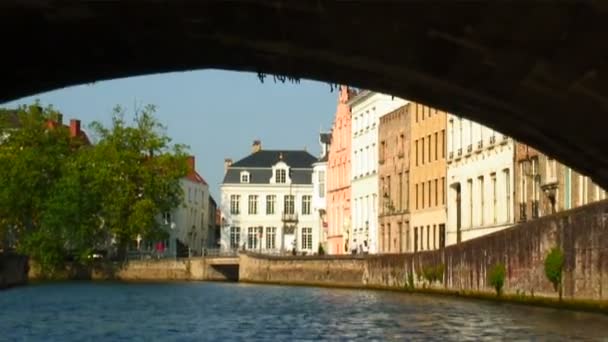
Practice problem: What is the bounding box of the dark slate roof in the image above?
[223,150,316,185]
[223,168,312,185]
[230,150,317,168]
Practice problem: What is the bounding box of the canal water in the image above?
[1,282,607,341]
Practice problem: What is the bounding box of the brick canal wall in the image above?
[240,200,608,301]
[0,254,28,289]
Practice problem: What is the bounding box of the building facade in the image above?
[514,143,607,222]
[312,133,331,253]
[409,103,447,252]
[162,156,210,257]
[350,91,406,254]
[220,141,318,254]
[446,116,514,245]
[378,104,411,253]
[326,86,354,255]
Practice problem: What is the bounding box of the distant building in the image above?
[161,156,210,257]
[378,104,411,253]
[326,86,354,255]
[409,103,447,252]
[220,141,318,254]
[312,132,331,253]
[446,115,513,245]
[514,143,606,222]
[349,91,406,254]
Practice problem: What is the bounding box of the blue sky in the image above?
[1,70,338,199]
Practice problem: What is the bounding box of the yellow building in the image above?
[409,103,447,252]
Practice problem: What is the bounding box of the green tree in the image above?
[544,247,564,301]
[88,105,188,256]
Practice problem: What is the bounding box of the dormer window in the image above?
[240,171,250,183]
[276,169,286,183]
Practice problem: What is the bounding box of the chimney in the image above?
[252,140,262,153]
[224,158,233,175]
[69,119,81,138]
[187,156,195,173]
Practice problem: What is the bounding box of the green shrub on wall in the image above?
[544,247,564,301]
[489,263,506,296]
[318,244,325,256]
[422,264,445,285]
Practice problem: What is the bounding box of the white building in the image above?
[446,115,515,245]
[162,156,210,257]
[349,91,406,254]
[220,141,318,254]
[312,132,331,253]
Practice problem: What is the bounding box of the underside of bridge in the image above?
[2,1,608,187]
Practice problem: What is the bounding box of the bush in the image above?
[422,264,445,285]
[544,247,564,300]
[489,263,506,296]
[318,244,325,256]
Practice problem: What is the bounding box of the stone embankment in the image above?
[240,200,608,305]
[0,254,28,289]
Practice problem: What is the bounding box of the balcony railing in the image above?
[281,211,299,223]
[519,202,527,222]
[466,144,472,153]
[489,135,496,145]
[477,140,483,150]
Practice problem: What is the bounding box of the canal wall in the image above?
[28,257,239,282]
[0,253,28,289]
[240,200,608,302]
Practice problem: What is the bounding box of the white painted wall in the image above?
[446,115,515,245]
[220,180,317,254]
[312,161,327,251]
[350,92,406,253]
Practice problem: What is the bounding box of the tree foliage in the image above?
[544,247,564,300]
[0,103,188,276]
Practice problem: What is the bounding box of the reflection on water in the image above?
[1,282,607,341]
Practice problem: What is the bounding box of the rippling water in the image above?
[1,282,607,341]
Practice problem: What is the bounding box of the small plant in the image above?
[544,247,564,301]
[422,264,445,285]
[407,271,415,290]
[489,263,506,296]
[317,244,325,256]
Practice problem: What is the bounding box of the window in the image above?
[319,171,325,198]
[434,132,438,160]
[415,140,419,166]
[302,195,312,215]
[414,227,418,252]
[415,184,419,210]
[427,225,430,250]
[380,140,386,162]
[398,172,403,211]
[301,227,312,250]
[276,169,286,183]
[188,188,192,202]
[266,195,276,215]
[284,195,295,214]
[240,172,249,183]
[230,226,240,249]
[435,179,438,206]
[265,227,276,249]
[416,105,419,122]
[162,212,171,225]
[247,227,259,250]
[399,134,404,157]
[491,173,497,224]
[427,135,431,163]
[248,195,258,215]
[230,195,240,215]
[420,226,424,251]
[421,138,425,165]
[504,169,510,222]
[428,180,432,207]
[422,182,425,209]
[433,224,437,250]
